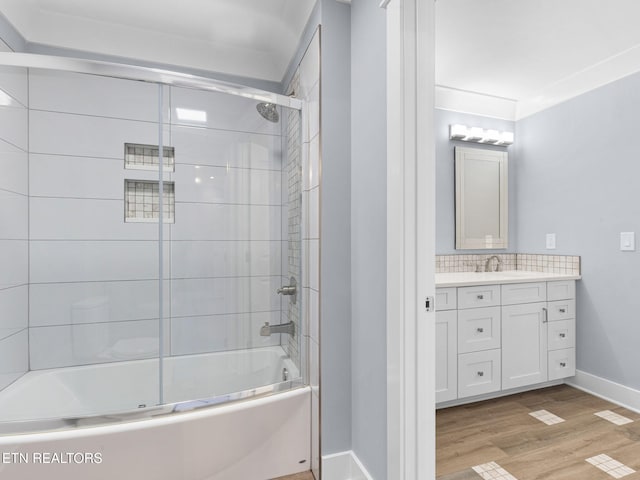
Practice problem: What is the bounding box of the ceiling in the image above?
[0,0,638,118]
[0,0,316,83]
[436,0,640,119]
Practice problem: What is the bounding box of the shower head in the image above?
[256,102,279,123]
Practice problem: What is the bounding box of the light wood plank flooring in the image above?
[437,385,640,479]
[272,471,315,480]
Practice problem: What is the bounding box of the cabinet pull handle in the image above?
[477,327,484,333]
[560,362,566,367]
[542,307,548,323]
[477,294,484,300]
[559,308,566,313]
[559,333,566,338]
[477,371,484,377]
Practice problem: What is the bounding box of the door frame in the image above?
[384,0,436,478]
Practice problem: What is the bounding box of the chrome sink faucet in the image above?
[484,255,503,272]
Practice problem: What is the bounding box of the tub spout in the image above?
[260,321,295,336]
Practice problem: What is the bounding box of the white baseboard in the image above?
[322,450,374,480]
[567,370,640,414]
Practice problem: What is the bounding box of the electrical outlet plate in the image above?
[546,233,556,250]
[621,232,635,251]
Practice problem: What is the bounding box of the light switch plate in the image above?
[621,232,635,251]
[546,233,556,250]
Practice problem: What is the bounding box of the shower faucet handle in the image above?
[277,277,297,304]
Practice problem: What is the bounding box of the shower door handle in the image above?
[277,276,297,304]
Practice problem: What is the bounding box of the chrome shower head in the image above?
[256,102,279,123]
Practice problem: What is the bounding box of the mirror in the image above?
[455,146,508,249]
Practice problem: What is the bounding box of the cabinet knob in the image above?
[559,333,566,338]
[477,327,484,333]
[477,371,484,377]
[559,308,566,313]
[560,362,566,368]
[477,294,484,300]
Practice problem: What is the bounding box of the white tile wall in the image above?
[30,155,145,199]
[0,140,27,194]
[0,190,27,239]
[174,164,282,205]
[0,240,28,289]
[171,203,282,241]
[29,110,170,159]
[170,311,281,355]
[30,198,170,240]
[171,125,282,171]
[170,276,282,318]
[29,319,167,369]
[170,241,281,279]
[0,66,28,107]
[29,70,167,122]
[29,280,168,327]
[30,240,168,283]
[25,67,291,370]
[171,86,280,135]
[0,330,28,390]
[0,68,28,390]
[0,285,28,338]
[0,102,27,151]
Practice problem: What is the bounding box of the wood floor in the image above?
[437,385,640,479]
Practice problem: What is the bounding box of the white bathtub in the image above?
[0,346,311,480]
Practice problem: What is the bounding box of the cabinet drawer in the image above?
[457,285,500,309]
[548,319,575,351]
[436,288,457,311]
[501,282,546,305]
[458,306,501,354]
[547,280,575,301]
[548,299,575,321]
[548,348,576,380]
[458,349,501,398]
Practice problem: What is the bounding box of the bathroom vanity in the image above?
[435,271,580,406]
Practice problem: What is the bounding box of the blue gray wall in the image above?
[319,0,353,456]
[435,109,516,254]
[515,71,640,388]
[350,0,387,478]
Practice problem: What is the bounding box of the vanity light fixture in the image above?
[449,124,514,146]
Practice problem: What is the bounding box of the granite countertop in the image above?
[435,270,581,288]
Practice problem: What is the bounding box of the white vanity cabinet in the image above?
[435,277,577,406]
[435,288,457,403]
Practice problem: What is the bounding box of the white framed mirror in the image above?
[455,146,508,249]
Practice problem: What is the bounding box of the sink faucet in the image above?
[260,321,295,336]
[484,255,503,272]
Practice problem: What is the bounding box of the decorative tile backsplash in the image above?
[436,253,580,275]
[436,254,517,273]
[124,180,175,223]
[125,143,175,171]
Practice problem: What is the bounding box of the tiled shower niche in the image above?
[124,180,175,223]
[124,143,175,171]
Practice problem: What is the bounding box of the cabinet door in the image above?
[502,302,548,389]
[436,310,457,403]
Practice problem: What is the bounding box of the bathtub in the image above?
[0,346,311,480]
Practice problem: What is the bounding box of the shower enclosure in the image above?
[0,53,306,431]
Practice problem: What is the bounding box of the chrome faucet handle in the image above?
[276,276,297,304]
